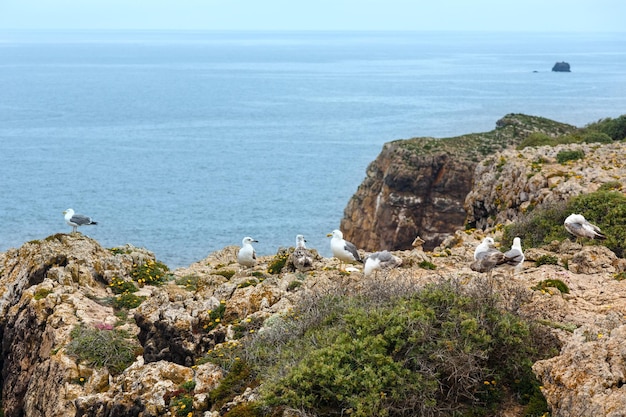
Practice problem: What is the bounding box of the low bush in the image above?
[65,325,138,374]
[246,279,555,417]
[556,149,584,164]
[503,190,626,257]
[131,259,170,286]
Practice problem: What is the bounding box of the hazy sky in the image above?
[0,0,623,31]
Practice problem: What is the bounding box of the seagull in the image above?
[63,208,98,233]
[237,237,258,267]
[502,237,525,276]
[471,237,506,276]
[363,250,402,278]
[292,234,314,272]
[564,213,606,242]
[327,229,363,271]
[474,237,496,260]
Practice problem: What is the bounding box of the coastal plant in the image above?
[175,274,201,291]
[208,359,257,411]
[202,301,227,332]
[586,115,626,141]
[556,149,585,164]
[34,288,52,300]
[267,249,290,275]
[532,279,570,294]
[131,259,170,286]
[109,276,138,294]
[165,380,197,417]
[112,293,146,309]
[246,278,555,417]
[215,269,236,280]
[65,324,138,375]
[535,255,559,267]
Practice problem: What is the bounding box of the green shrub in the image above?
[532,279,570,294]
[175,274,201,291]
[556,149,585,164]
[587,115,626,141]
[503,190,626,257]
[581,130,613,144]
[109,277,139,294]
[248,279,554,417]
[131,259,169,286]
[208,359,257,411]
[267,250,290,275]
[65,325,138,374]
[418,260,437,270]
[215,269,236,279]
[535,255,559,267]
[516,132,556,149]
[203,301,226,332]
[112,293,146,309]
[34,288,52,300]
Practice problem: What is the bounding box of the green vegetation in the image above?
[131,259,170,286]
[586,115,626,141]
[556,149,585,164]
[535,255,559,267]
[165,380,198,416]
[241,279,555,417]
[109,276,139,294]
[34,288,52,300]
[267,249,290,275]
[503,190,626,257]
[532,279,570,294]
[112,293,146,309]
[203,301,227,332]
[65,325,138,375]
[418,260,437,270]
[215,269,236,280]
[175,274,201,291]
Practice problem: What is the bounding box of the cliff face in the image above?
[340,146,473,251]
[340,114,577,251]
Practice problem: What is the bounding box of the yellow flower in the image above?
[598,333,604,338]
[215,318,220,323]
[180,404,186,409]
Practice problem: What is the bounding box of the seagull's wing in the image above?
[344,240,362,262]
[504,248,524,266]
[71,214,94,226]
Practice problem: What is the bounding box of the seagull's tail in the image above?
[595,232,607,240]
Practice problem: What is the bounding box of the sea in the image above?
[1,30,625,268]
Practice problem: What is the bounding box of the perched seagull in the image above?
[292,234,314,272]
[63,208,98,233]
[327,229,363,271]
[237,236,258,267]
[564,213,606,242]
[474,237,496,261]
[471,237,507,276]
[502,237,525,276]
[363,250,402,278]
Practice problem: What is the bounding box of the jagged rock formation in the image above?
[552,62,571,72]
[340,114,577,252]
[464,141,626,229]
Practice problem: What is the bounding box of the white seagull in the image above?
[564,213,606,242]
[237,236,258,267]
[327,229,363,271]
[63,208,98,233]
[292,234,314,272]
[474,237,496,260]
[363,250,402,278]
[503,237,525,276]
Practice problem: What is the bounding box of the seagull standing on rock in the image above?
[327,229,363,271]
[564,213,606,243]
[237,236,258,268]
[292,234,314,272]
[363,250,402,278]
[63,208,98,233]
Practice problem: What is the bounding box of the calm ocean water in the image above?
[1,30,626,268]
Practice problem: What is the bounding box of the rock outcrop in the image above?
[464,141,626,229]
[552,62,571,72]
[340,114,577,252]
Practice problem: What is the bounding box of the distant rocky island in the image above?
[1,113,626,417]
[552,61,571,72]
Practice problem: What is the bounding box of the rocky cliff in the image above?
[340,114,577,252]
[2,225,626,416]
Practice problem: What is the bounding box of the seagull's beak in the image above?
[62,210,66,214]
[326,233,332,237]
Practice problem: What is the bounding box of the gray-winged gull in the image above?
[502,237,525,276]
[237,236,258,267]
[363,250,402,278]
[327,229,363,271]
[564,213,606,242]
[292,234,314,272]
[63,208,98,233]
[471,237,506,275]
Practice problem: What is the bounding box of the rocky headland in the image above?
[1,114,626,417]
